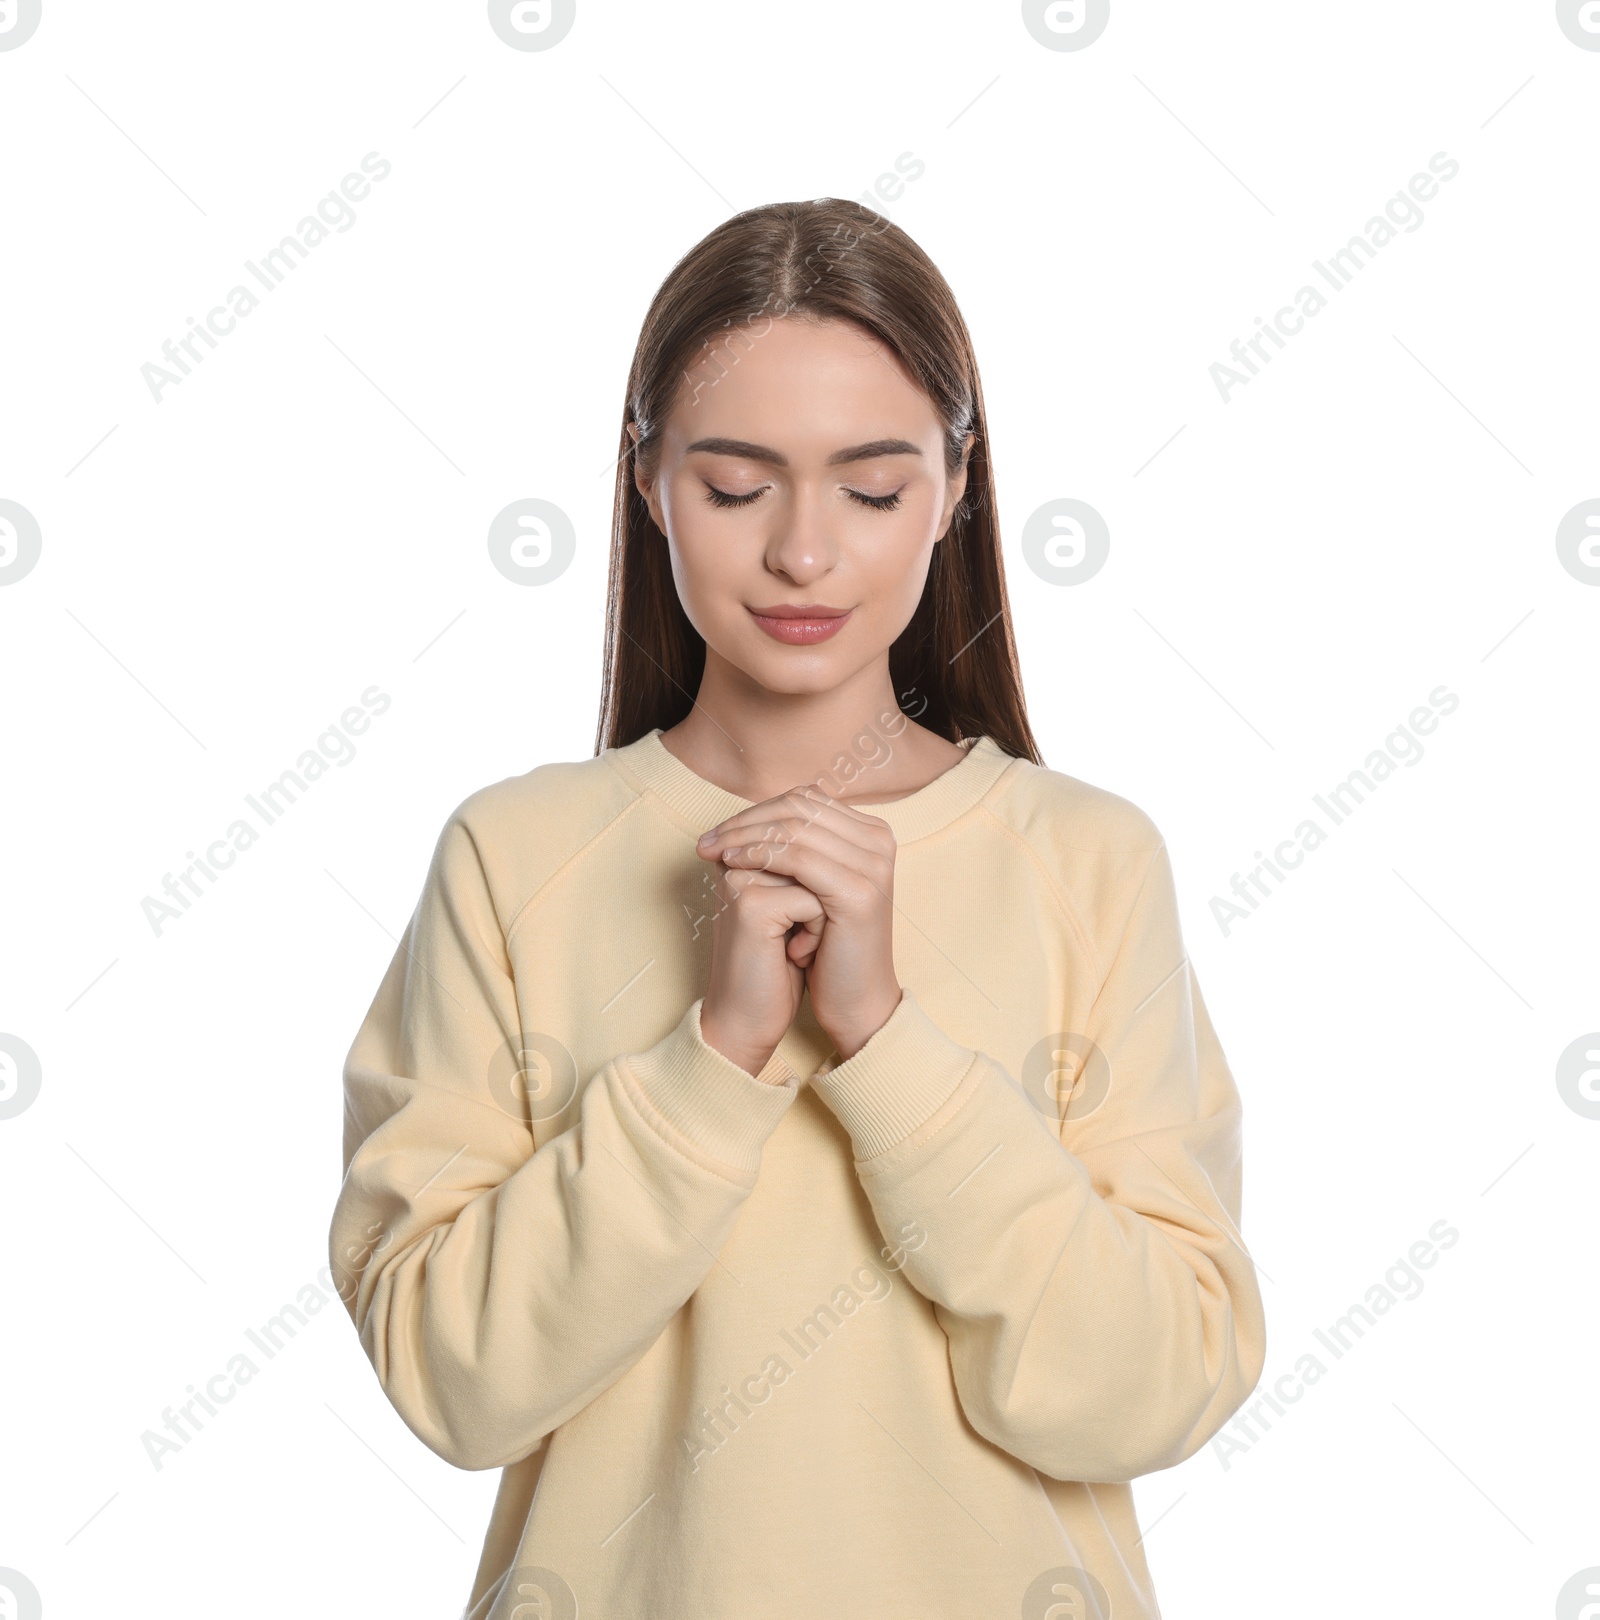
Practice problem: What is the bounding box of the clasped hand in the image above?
[695,788,901,1077]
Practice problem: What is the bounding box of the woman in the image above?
[329,198,1266,1620]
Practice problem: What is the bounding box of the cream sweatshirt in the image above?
[328,728,1266,1620]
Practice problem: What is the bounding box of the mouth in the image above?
[746,604,853,645]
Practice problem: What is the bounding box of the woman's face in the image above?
[632,315,971,697]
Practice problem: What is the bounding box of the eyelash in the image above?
[703,483,904,513]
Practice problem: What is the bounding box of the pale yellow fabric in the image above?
[328,729,1266,1619]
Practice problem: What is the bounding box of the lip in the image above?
[746,604,853,645]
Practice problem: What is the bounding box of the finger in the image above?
[721,865,800,889]
[722,868,825,927]
[724,817,890,883]
[710,791,890,844]
[699,791,893,855]
[722,826,891,909]
[787,785,902,833]
[716,864,797,902]
[756,780,894,832]
[786,913,824,967]
[703,806,893,870]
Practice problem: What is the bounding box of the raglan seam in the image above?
[499,787,650,948]
[974,803,1107,979]
[982,761,1170,855]
[439,812,522,972]
[1081,840,1184,1038]
[628,785,718,843]
[977,768,1168,983]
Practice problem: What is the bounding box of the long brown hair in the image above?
[595,197,1041,765]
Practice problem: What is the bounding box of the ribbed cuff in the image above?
[808,990,976,1161]
[620,998,801,1176]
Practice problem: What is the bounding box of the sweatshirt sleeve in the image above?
[328,808,802,1472]
[807,839,1266,1484]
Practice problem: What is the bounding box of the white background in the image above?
[1,2,1596,1616]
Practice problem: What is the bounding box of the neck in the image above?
[661,648,929,804]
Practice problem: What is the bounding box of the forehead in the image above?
[665,315,938,448]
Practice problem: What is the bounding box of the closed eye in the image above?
[702,482,904,512]
[703,483,764,509]
[848,488,903,511]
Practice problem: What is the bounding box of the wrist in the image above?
[698,1009,778,1078]
[824,985,903,1062]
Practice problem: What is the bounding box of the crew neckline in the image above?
[607,727,1018,845]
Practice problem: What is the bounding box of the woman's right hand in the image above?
[697,857,824,1077]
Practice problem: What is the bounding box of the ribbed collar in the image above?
[606,727,1017,845]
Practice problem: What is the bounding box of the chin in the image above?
[741,653,845,694]
[702,625,847,692]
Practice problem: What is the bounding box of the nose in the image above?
[764,484,837,586]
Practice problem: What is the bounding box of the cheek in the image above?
[860,506,938,607]
[665,528,717,622]
[661,494,750,633]
[660,483,711,583]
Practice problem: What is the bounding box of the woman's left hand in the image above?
[697,789,901,1060]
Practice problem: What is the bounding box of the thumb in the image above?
[786,911,824,967]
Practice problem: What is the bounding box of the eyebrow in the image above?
[683,436,923,467]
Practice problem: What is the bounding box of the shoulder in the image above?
[429,749,646,927]
[983,751,1165,856]
[981,751,1175,969]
